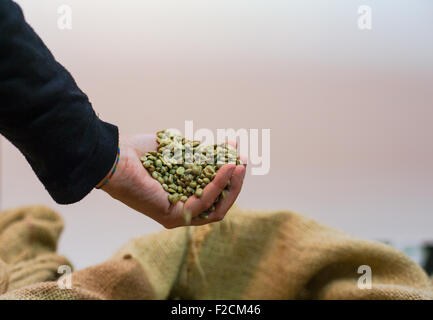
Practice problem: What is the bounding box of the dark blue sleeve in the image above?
[0,0,119,204]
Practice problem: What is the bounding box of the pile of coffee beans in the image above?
[140,130,241,218]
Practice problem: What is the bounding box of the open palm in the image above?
[101,134,246,228]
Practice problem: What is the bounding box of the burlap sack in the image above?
[114,207,433,300]
[0,205,72,293]
[1,206,433,299]
[0,255,153,300]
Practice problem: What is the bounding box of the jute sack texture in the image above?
[0,205,71,295]
[0,205,432,300]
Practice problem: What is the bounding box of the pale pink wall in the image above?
[1,0,432,269]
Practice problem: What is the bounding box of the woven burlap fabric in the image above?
[1,205,433,299]
[115,207,433,300]
[0,255,155,300]
[0,206,72,294]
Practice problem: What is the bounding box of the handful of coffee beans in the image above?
[140,130,242,218]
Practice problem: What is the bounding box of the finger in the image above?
[191,164,246,225]
[238,154,248,166]
[131,134,159,154]
[183,164,236,218]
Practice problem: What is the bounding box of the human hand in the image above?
[100,134,246,228]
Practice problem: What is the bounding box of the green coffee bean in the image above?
[168,193,180,204]
[176,167,185,175]
[192,165,201,176]
[189,181,197,188]
[195,188,203,198]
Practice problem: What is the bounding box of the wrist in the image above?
[95,146,120,189]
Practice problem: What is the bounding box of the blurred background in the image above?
[1,0,432,270]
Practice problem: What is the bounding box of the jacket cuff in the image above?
[46,121,119,204]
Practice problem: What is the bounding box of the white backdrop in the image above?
[1,0,432,270]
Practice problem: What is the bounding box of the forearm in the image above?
[0,0,118,204]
